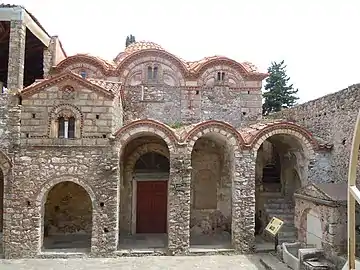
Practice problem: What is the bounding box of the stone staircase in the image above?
[263,196,297,244]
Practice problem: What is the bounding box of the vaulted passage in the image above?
[43,181,92,250]
[190,133,234,248]
[255,134,307,243]
[119,135,170,249]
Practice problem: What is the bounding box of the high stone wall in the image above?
[268,84,360,184]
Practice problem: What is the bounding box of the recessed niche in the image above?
[104,228,109,233]
[100,202,105,207]
[96,114,100,119]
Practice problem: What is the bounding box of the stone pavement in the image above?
[0,255,266,270]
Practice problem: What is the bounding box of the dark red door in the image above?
[136,181,167,233]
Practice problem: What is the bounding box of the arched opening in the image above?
[118,135,170,249]
[255,134,308,244]
[189,132,234,248]
[42,181,92,251]
[0,169,3,254]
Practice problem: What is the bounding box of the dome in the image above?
[114,41,166,63]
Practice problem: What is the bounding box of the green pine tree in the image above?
[125,34,136,47]
[262,60,299,115]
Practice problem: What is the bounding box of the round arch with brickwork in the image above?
[184,120,245,154]
[53,55,112,76]
[114,119,179,153]
[115,50,189,80]
[249,122,317,159]
[36,176,97,252]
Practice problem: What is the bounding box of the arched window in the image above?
[57,116,76,139]
[147,66,153,80]
[153,67,158,80]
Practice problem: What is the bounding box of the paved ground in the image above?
[0,255,266,270]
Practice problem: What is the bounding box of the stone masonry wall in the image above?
[269,84,360,184]
[190,138,232,236]
[5,146,119,258]
[21,84,114,139]
[200,87,262,127]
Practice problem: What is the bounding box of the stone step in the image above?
[265,206,295,214]
[264,203,293,209]
[278,230,297,238]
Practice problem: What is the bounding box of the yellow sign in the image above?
[265,217,284,237]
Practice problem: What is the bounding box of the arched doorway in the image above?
[255,133,309,242]
[118,134,170,249]
[43,181,92,250]
[134,152,169,233]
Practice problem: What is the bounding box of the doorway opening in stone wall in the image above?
[255,135,308,247]
[42,181,92,252]
[118,135,170,250]
[0,169,3,255]
[189,133,234,250]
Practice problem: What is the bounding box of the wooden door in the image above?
[136,181,167,233]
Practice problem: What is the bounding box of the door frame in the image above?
[131,178,168,234]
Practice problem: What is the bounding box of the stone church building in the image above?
[0,4,358,259]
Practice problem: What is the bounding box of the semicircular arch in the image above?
[185,120,245,151]
[114,119,178,153]
[116,49,188,80]
[195,57,249,79]
[250,123,317,159]
[54,55,110,76]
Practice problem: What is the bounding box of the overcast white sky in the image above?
[6,0,360,103]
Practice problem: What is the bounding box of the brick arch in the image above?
[0,150,12,176]
[195,57,250,79]
[124,143,169,173]
[250,123,317,159]
[53,55,111,76]
[35,176,96,207]
[48,103,84,137]
[35,176,97,252]
[114,119,178,151]
[184,120,245,149]
[115,50,188,79]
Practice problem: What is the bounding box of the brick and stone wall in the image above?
[269,84,360,184]
[6,146,119,258]
[20,84,115,139]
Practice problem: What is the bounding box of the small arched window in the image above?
[147,66,153,80]
[58,116,76,139]
[80,71,87,79]
[153,66,158,80]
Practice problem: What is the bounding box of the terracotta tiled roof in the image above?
[72,53,117,69]
[238,121,285,144]
[87,79,122,94]
[114,41,166,64]
[238,120,333,150]
[21,71,116,98]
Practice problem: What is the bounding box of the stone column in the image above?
[91,145,120,255]
[167,149,191,255]
[7,20,26,92]
[43,37,55,78]
[232,149,256,253]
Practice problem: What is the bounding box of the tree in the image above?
[262,60,299,115]
[125,34,136,47]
